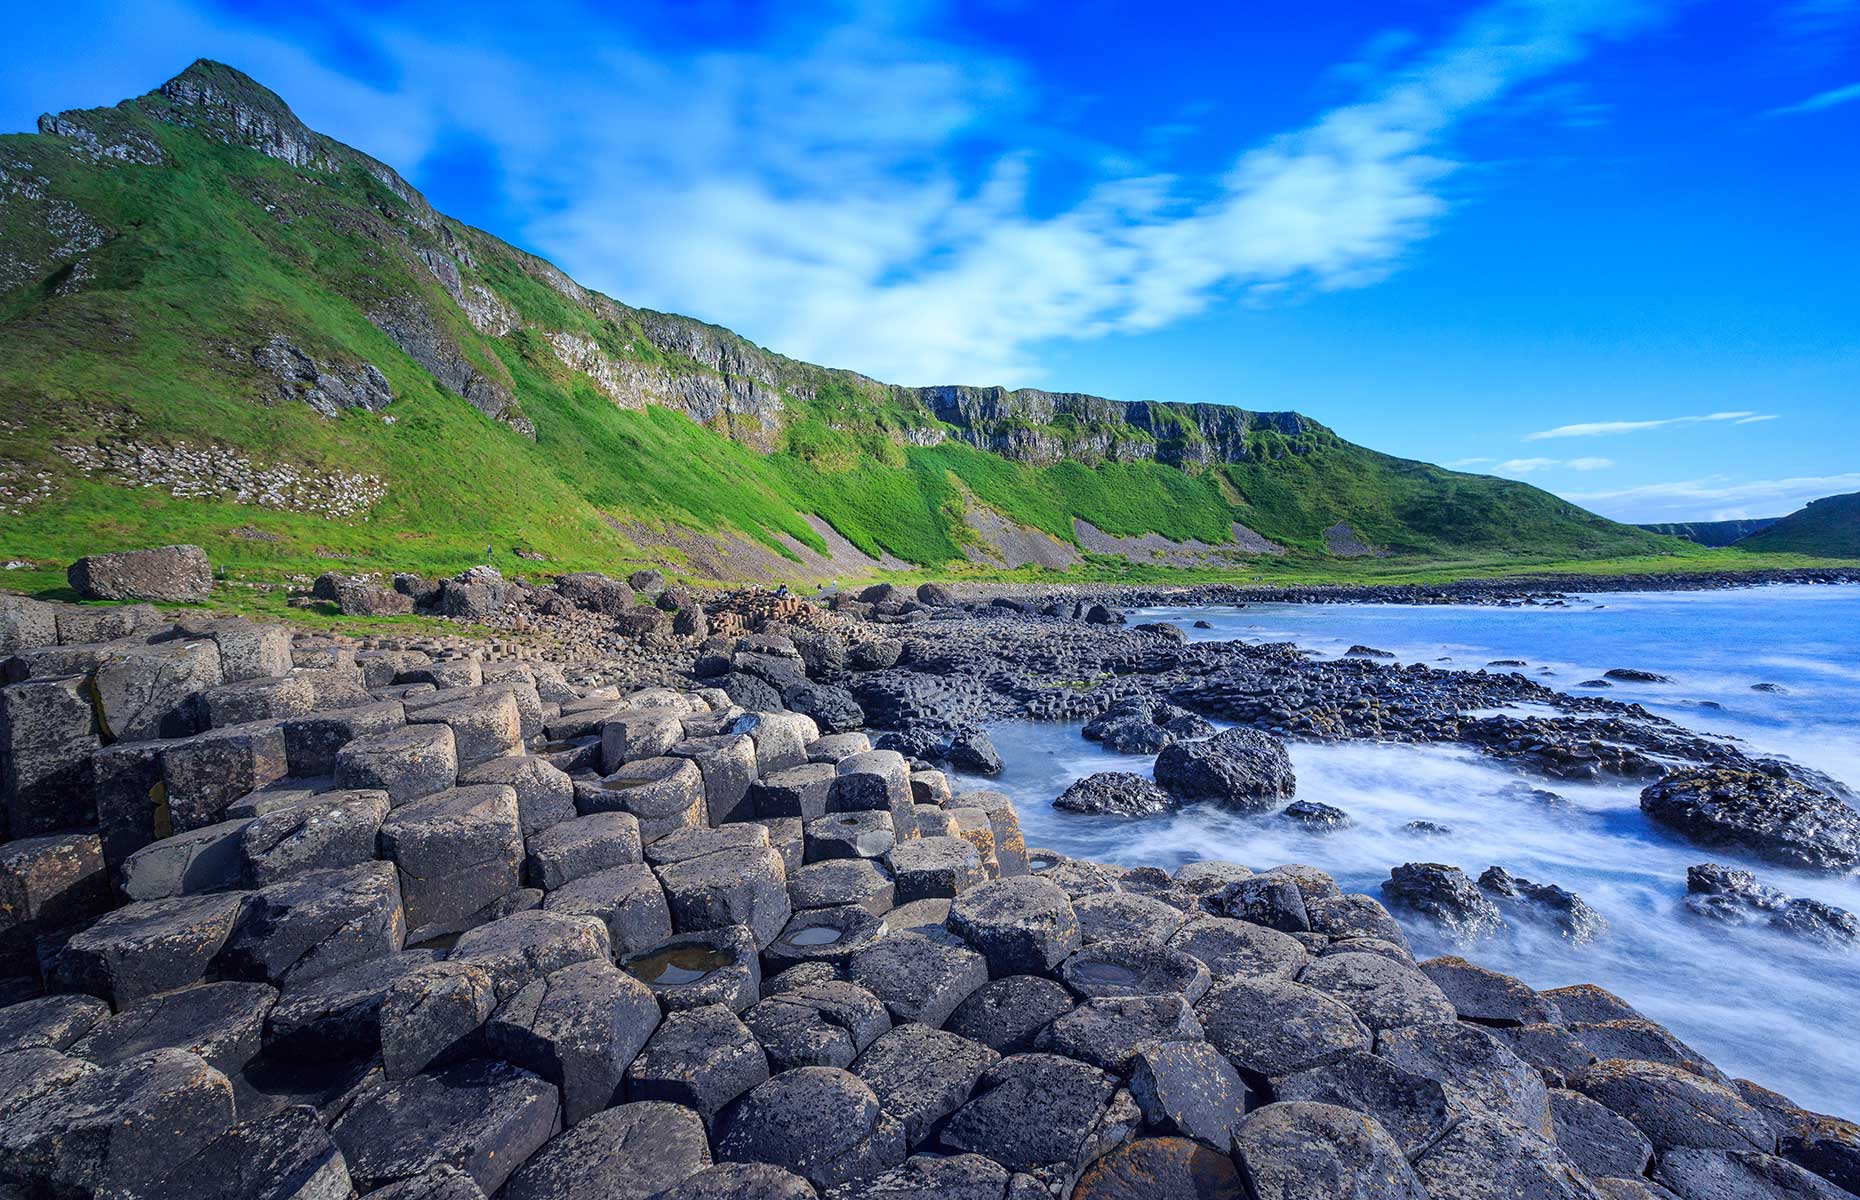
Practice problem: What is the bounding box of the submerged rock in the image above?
[1052,772,1177,817]
[1684,863,1858,945]
[1477,866,1609,944]
[1381,863,1504,942]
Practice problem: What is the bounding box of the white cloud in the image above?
[280,0,1666,386]
[1447,456,1496,467]
[1567,456,1614,470]
[1770,81,1860,114]
[1498,457,1561,475]
[1563,471,1860,522]
[1526,411,1775,439]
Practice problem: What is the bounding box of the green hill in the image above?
[1736,493,1860,557]
[0,60,1677,586]
[1637,517,1779,547]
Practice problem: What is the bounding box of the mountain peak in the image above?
[153,58,327,169]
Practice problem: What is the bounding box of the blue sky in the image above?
[7,0,1857,522]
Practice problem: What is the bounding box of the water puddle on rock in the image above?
[626,944,733,986]
[787,926,847,947]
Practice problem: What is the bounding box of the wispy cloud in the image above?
[1526,411,1776,439]
[302,0,1665,385]
[1567,456,1615,470]
[1447,456,1496,468]
[1490,455,1614,476]
[1565,471,1860,522]
[1770,81,1860,115]
[1498,457,1560,475]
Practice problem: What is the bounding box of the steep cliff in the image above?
[0,60,1675,581]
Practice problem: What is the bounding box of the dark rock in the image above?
[500,1101,711,1200]
[789,857,895,915]
[624,1003,770,1127]
[1377,1020,1552,1136]
[1477,866,1609,943]
[1042,993,1204,1074]
[334,723,458,807]
[853,1023,1000,1148]
[1166,916,1307,981]
[215,861,406,987]
[1550,1086,1654,1179]
[848,932,989,1028]
[887,836,987,903]
[447,909,612,1002]
[1418,955,1561,1026]
[1640,769,1860,873]
[1381,863,1504,941]
[68,980,274,1076]
[485,959,662,1125]
[1053,772,1177,817]
[1059,939,1211,1002]
[946,877,1081,978]
[1412,1113,1606,1200]
[1073,1136,1246,1199]
[0,995,110,1054]
[1204,874,1310,933]
[52,891,244,1008]
[1194,976,1371,1079]
[378,785,524,936]
[1296,952,1455,1031]
[1281,799,1352,831]
[263,949,443,1060]
[378,961,498,1079]
[1073,890,1185,945]
[1272,1050,1457,1157]
[763,904,886,974]
[1574,1058,1774,1153]
[945,974,1076,1056]
[1605,668,1671,683]
[743,980,890,1073]
[542,863,673,958]
[1233,1100,1426,1200]
[331,1056,561,1195]
[68,544,212,603]
[1153,728,1295,810]
[656,1162,817,1199]
[937,1053,1128,1188]
[1128,1039,1250,1146]
[147,1102,351,1200]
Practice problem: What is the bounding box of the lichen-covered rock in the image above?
[1233,1101,1426,1200]
[67,544,212,603]
[1641,769,1860,873]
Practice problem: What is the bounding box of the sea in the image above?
[949,584,1860,1116]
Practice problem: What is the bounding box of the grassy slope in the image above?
[0,64,1772,596]
[1735,492,1860,557]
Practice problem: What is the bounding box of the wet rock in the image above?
[763,904,886,974]
[1412,1113,1606,1200]
[1153,728,1295,811]
[1606,668,1671,683]
[623,925,760,1013]
[1378,1020,1551,1135]
[485,959,662,1125]
[1281,799,1353,831]
[1573,1059,1772,1153]
[1381,863,1504,941]
[1272,1049,1457,1157]
[624,1003,769,1127]
[1073,1136,1246,1199]
[848,931,989,1028]
[500,1101,711,1200]
[1194,976,1371,1079]
[1166,916,1307,981]
[1297,952,1456,1031]
[1418,955,1562,1026]
[1059,939,1211,1002]
[1478,866,1609,943]
[1052,772,1177,817]
[1551,1086,1654,1178]
[1640,769,1860,873]
[946,877,1081,978]
[1684,863,1858,944]
[1233,1100,1426,1200]
[331,1056,561,1195]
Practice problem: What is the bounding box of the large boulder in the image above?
[1152,728,1294,810]
[68,544,213,603]
[1053,772,1178,817]
[1641,769,1860,873]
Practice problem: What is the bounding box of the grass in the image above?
[5,61,1845,609]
